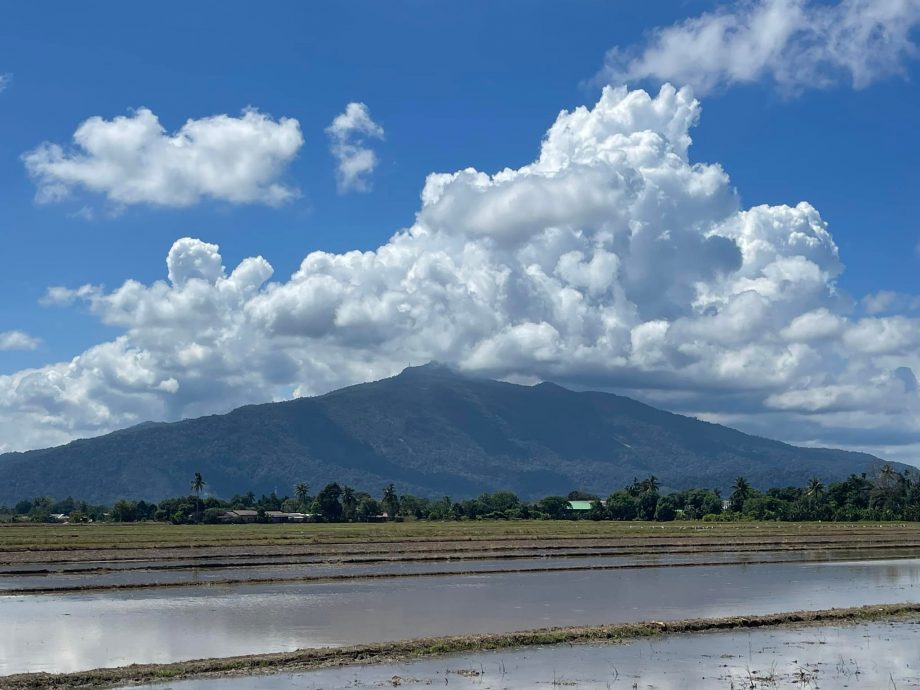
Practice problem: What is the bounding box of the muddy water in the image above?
[2,547,917,592]
[123,620,920,689]
[1,558,918,675]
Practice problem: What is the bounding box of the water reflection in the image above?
[1,558,918,676]
[124,620,920,689]
[3,548,918,592]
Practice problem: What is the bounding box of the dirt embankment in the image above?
[5,603,920,690]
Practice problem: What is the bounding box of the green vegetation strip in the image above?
[4,520,919,552]
[5,527,920,564]
[9,534,920,561]
[5,603,920,690]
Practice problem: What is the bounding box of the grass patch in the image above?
[3,520,920,553]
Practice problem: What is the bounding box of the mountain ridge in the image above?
[0,363,895,503]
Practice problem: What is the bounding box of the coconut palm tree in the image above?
[873,463,905,514]
[342,485,357,521]
[294,482,309,510]
[729,476,751,513]
[191,472,205,523]
[381,483,399,518]
[805,477,824,498]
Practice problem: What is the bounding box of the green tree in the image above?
[398,494,430,519]
[805,477,824,499]
[637,492,659,520]
[259,491,282,511]
[871,463,905,516]
[342,485,357,521]
[827,474,872,517]
[729,477,752,512]
[654,495,679,521]
[797,477,827,520]
[487,491,521,513]
[588,499,608,521]
[537,496,569,520]
[606,491,639,521]
[29,496,54,522]
[316,483,343,521]
[681,489,722,519]
[566,490,598,501]
[294,482,309,510]
[878,463,897,485]
[743,495,788,521]
[111,499,138,522]
[427,496,453,520]
[191,472,206,524]
[355,495,380,521]
[381,483,400,517]
[904,471,920,520]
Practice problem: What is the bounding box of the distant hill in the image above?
[0,363,895,503]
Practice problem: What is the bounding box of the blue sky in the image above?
[2,0,919,463]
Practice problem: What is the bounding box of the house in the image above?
[284,512,317,523]
[219,509,318,524]
[566,501,595,512]
[48,513,69,523]
[219,509,259,523]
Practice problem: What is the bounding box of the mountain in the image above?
[0,363,895,503]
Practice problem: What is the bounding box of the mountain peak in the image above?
[0,366,892,503]
[398,361,461,377]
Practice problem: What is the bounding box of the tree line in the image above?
[3,463,919,524]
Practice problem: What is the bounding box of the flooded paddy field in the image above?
[3,522,920,685]
[2,546,920,593]
[119,619,920,690]
[2,558,918,675]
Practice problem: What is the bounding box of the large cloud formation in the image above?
[22,108,304,207]
[600,0,920,95]
[4,85,920,464]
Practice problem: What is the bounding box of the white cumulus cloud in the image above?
[599,0,920,95]
[0,73,11,94]
[0,331,40,351]
[862,290,920,314]
[4,84,920,466]
[22,107,304,207]
[326,102,384,193]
